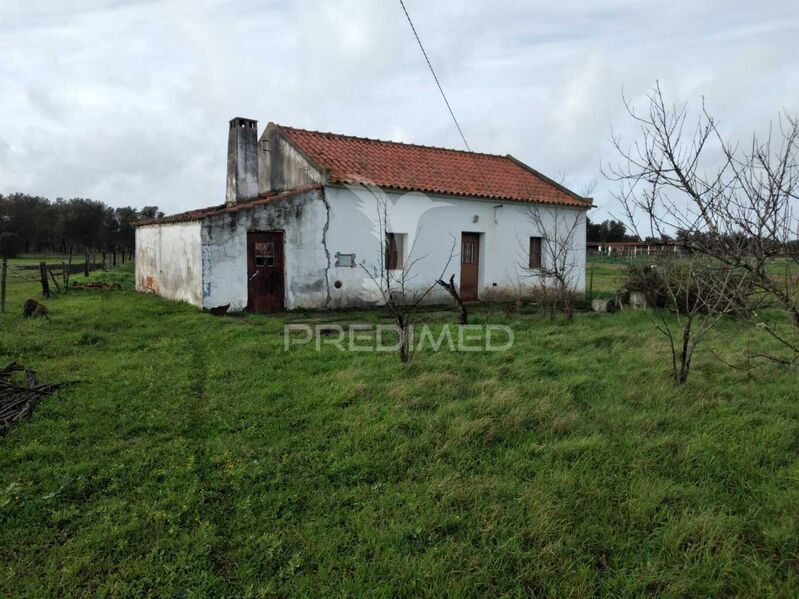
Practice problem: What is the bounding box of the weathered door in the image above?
[247,231,285,312]
[460,232,480,301]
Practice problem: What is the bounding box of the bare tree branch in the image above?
[518,205,583,319]
[357,184,455,362]
[607,82,799,366]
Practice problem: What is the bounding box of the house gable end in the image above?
[258,123,326,195]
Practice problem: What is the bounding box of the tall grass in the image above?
[0,259,797,595]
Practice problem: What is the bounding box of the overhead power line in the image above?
[398,0,473,153]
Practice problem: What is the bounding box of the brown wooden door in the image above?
[460,232,480,301]
[247,231,285,312]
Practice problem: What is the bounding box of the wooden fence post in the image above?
[84,252,90,277]
[102,251,107,271]
[1,258,7,313]
[40,262,50,298]
[48,267,61,294]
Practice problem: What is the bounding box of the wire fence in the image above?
[587,245,689,263]
[1,251,134,314]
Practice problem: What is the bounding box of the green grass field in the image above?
[1,259,798,596]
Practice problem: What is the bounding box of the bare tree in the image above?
[520,205,584,319]
[607,82,799,364]
[647,257,749,384]
[358,186,455,363]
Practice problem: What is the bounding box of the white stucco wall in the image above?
[200,188,329,311]
[135,221,203,306]
[137,185,587,312]
[322,184,587,308]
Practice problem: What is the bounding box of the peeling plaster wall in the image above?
[322,185,587,308]
[200,188,330,311]
[137,185,586,312]
[135,222,202,306]
[258,129,324,196]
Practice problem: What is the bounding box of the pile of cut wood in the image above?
[0,363,64,435]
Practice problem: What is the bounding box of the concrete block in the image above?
[629,290,647,309]
[592,297,615,313]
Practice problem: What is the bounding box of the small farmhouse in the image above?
[135,118,592,311]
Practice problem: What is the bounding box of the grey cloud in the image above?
[0,0,797,220]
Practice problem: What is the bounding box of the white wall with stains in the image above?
[323,185,587,308]
[135,221,203,306]
[199,188,330,311]
[135,185,587,311]
[258,128,325,195]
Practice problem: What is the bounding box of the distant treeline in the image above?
[0,193,163,257]
[586,218,639,243]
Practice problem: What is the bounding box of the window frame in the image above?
[461,240,477,265]
[385,233,405,271]
[529,236,543,269]
[255,241,276,268]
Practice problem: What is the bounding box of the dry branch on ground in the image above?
[0,363,65,435]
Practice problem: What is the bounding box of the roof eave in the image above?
[325,180,592,209]
[134,184,324,226]
[505,154,593,208]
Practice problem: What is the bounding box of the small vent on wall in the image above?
[335,252,356,268]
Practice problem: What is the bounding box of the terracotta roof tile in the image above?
[277,125,591,208]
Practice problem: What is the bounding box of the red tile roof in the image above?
[277,125,591,208]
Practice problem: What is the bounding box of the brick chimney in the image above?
[226,117,259,206]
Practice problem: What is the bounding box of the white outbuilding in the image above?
[135,118,592,312]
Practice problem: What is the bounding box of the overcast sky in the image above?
[1,0,797,219]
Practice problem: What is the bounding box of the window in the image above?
[255,242,275,268]
[529,237,542,269]
[461,241,477,264]
[386,233,405,270]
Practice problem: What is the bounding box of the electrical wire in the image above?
[398,0,473,154]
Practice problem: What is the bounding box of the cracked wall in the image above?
[200,188,330,311]
[321,185,587,308]
[136,184,587,312]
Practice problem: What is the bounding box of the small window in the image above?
[386,233,405,270]
[529,237,542,269]
[255,242,275,268]
[461,241,477,264]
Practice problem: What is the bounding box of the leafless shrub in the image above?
[625,263,754,317]
[519,206,583,320]
[647,257,749,384]
[358,186,454,363]
[607,82,799,365]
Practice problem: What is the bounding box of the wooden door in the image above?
[460,232,480,301]
[247,231,285,312]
